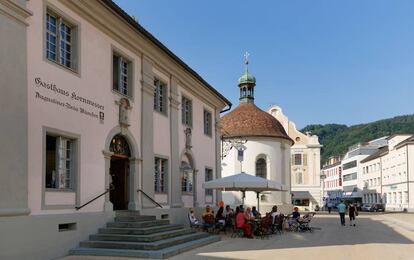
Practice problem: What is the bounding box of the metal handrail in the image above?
[75,185,114,210]
[137,189,163,208]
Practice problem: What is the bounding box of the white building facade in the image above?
[268,106,322,211]
[360,147,388,205]
[381,135,413,212]
[321,157,343,206]
[0,1,231,259]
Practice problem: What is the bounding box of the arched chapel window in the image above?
[256,158,267,179]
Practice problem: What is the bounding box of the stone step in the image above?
[107,219,169,228]
[115,215,156,222]
[79,232,209,251]
[99,224,183,235]
[91,228,195,242]
[70,235,220,259]
[115,210,141,217]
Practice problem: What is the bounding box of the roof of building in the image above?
[220,102,294,144]
[322,161,342,170]
[395,135,414,149]
[238,70,256,85]
[101,0,232,108]
[360,146,389,163]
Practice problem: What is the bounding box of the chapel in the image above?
[220,59,294,212]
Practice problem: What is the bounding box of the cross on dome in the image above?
[238,52,256,103]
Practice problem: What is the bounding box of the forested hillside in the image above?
[301,114,414,164]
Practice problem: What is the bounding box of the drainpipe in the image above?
[220,104,232,114]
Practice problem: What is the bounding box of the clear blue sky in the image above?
[114,0,414,129]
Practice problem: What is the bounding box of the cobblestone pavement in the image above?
[61,213,414,260]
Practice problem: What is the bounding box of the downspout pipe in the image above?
[220,104,232,114]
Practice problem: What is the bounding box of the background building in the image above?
[220,65,293,213]
[321,134,414,212]
[381,135,413,211]
[268,106,322,211]
[321,156,343,206]
[0,1,231,259]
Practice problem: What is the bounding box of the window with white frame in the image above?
[154,79,167,114]
[46,10,77,71]
[181,96,192,126]
[113,53,131,96]
[203,110,212,136]
[256,158,267,178]
[205,168,213,196]
[45,134,75,189]
[154,157,167,193]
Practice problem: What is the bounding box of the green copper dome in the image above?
[238,70,256,85]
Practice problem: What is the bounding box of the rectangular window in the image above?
[113,53,131,96]
[343,172,357,182]
[154,79,167,114]
[203,110,212,136]
[182,170,193,193]
[154,157,167,193]
[205,168,213,196]
[46,135,74,189]
[343,160,357,170]
[181,96,192,127]
[293,154,302,165]
[46,11,77,70]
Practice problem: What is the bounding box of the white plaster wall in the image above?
[177,86,217,207]
[27,0,142,214]
[221,137,291,208]
[382,139,411,211]
[153,67,171,158]
[361,157,382,203]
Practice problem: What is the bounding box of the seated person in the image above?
[288,207,301,226]
[202,205,215,229]
[236,208,253,238]
[251,206,261,218]
[188,208,201,227]
[270,205,280,224]
[216,206,226,226]
[225,205,234,218]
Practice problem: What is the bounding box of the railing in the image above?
[137,189,163,208]
[75,185,114,210]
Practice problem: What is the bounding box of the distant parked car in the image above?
[370,204,385,212]
[361,204,372,212]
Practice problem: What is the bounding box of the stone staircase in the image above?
[70,211,219,259]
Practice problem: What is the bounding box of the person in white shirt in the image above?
[270,205,280,224]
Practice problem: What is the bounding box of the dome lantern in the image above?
[238,52,256,103]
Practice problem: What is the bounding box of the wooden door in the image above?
[110,157,129,210]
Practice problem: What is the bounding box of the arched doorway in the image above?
[109,134,131,210]
[180,152,196,207]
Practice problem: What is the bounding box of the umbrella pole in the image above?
[256,192,260,212]
[242,190,245,206]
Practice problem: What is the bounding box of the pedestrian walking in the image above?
[348,202,357,226]
[327,201,333,214]
[337,200,346,226]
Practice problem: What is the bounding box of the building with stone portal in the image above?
[0,0,230,259]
